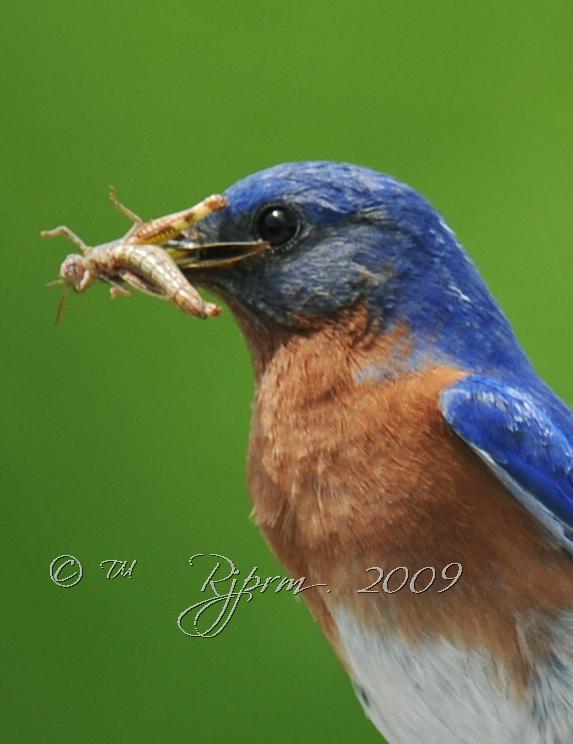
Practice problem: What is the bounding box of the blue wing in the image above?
[440,376,573,554]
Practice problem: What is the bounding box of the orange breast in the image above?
[240,305,573,692]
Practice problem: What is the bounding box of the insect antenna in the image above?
[54,287,70,325]
[46,279,69,325]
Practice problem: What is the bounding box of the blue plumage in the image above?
[441,377,573,552]
[196,160,573,555]
[212,162,534,372]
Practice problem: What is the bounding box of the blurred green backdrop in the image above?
[2,1,573,742]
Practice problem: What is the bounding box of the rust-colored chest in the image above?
[242,310,573,684]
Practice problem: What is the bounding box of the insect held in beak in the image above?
[42,189,229,323]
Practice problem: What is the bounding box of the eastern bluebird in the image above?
[181,162,573,743]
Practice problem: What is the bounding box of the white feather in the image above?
[334,607,573,743]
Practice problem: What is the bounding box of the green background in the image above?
[3,1,573,742]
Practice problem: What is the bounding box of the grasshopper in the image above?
[42,189,228,322]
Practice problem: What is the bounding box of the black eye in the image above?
[256,205,300,246]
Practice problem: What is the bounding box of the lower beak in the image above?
[166,239,269,271]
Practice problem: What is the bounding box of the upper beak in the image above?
[166,239,269,271]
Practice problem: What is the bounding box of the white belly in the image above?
[334,608,573,744]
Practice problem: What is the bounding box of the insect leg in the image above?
[118,270,167,299]
[108,185,145,240]
[98,275,132,298]
[109,286,131,298]
[108,185,143,223]
[130,194,227,245]
[41,225,88,253]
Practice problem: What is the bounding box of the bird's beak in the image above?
[167,239,269,271]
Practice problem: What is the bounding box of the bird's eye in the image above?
[255,205,300,247]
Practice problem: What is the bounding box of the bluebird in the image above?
[183,162,573,743]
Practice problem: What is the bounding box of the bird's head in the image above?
[183,161,532,377]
